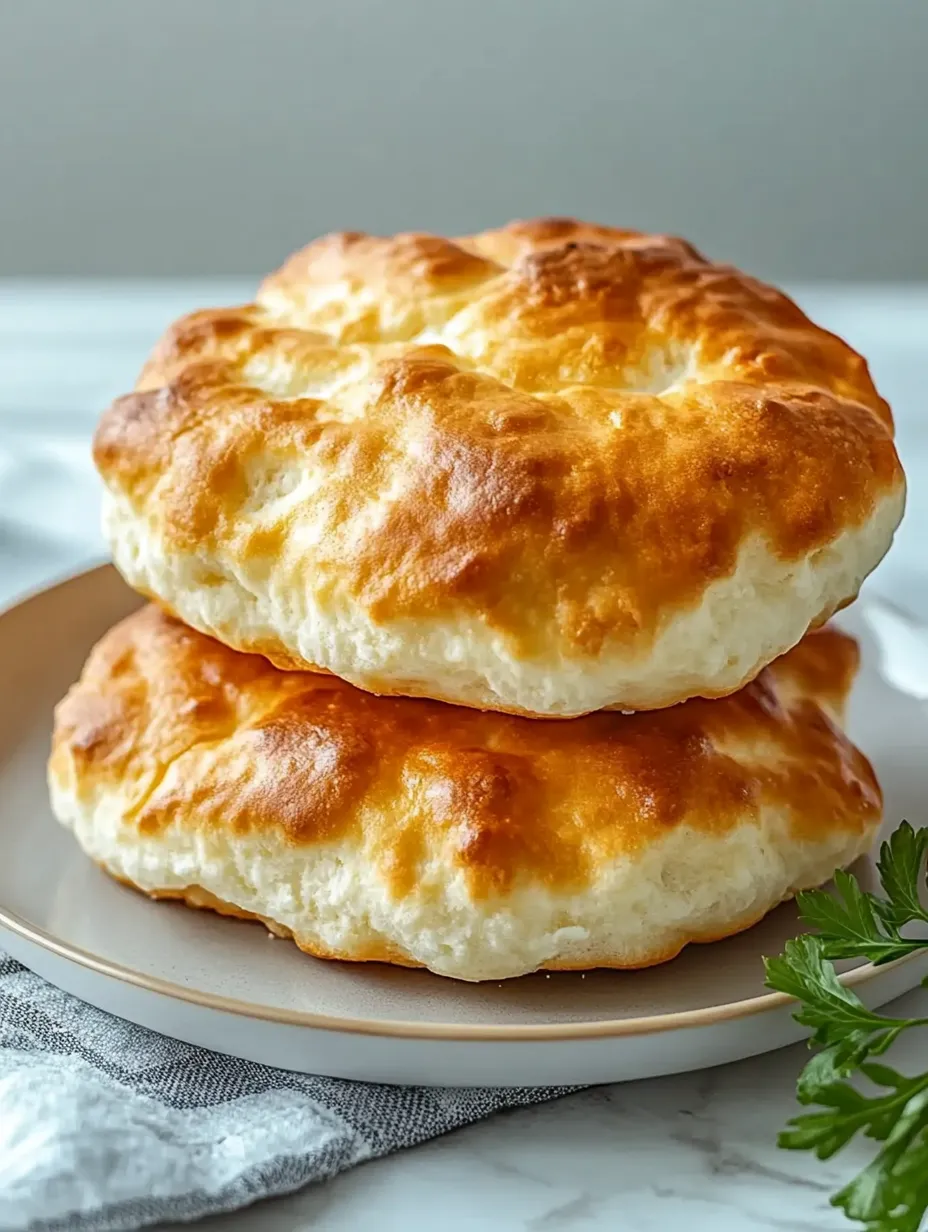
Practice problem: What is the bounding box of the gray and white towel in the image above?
[0,955,574,1231]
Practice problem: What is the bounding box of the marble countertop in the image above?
[1,280,926,1231]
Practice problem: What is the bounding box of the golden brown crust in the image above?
[93,219,903,670]
[52,606,880,903]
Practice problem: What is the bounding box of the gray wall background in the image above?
[1,0,926,281]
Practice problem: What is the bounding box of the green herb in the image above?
[764,822,928,1232]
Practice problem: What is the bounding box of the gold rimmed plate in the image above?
[0,566,925,1086]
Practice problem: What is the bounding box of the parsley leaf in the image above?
[875,823,928,932]
[794,825,928,965]
[764,821,928,1231]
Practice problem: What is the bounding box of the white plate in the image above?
[0,565,926,1087]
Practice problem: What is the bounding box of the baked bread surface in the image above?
[93,218,905,715]
[49,605,882,981]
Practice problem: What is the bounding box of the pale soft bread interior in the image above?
[52,786,877,982]
[103,484,903,716]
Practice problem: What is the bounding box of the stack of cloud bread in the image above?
[48,219,905,982]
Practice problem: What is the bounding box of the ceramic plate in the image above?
[0,565,926,1087]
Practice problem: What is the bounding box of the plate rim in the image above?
[0,899,919,1042]
[0,562,922,1043]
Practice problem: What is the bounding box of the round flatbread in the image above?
[94,219,904,716]
[50,606,882,981]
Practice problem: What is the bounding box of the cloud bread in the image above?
[93,218,905,717]
[49,606,882,982]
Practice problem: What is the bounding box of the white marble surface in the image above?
[1,281,927,1231]
[176,1006,927,1232]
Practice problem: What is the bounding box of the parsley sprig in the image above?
[765,822,928,1232]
